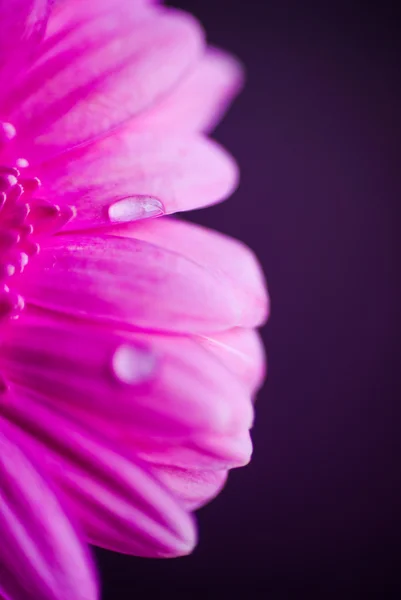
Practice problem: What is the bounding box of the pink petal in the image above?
[32,132,238,224]
[133,430,253,471]
[15,233,264,332]
[194,328,266,393]
[0,420,98,600]
[154,466,229,511]
[2,3,204,159]
[0,0,51,91]
[0,310,253,437]
[131,47,245,134]
[111,217,269,324]
[49,0,153,22]
[89,423,253,472]
[2,391,197,557]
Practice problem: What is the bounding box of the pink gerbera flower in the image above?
[0,0,268,598]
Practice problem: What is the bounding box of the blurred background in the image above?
[97,1,400,596]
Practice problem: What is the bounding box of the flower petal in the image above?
[15,233,264,332]
[1,390,197,557]
[2,3,204,160]
[154,466,228,511]
[132,47,245,134]
[195,328,266,393]
[0,420,98,600]
[33,133,238,224]
[111,217,269,325]
[0,310,253,437]
[0,0,51,92]
[133,430,253,471]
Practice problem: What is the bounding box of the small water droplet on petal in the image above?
[108,196,164,223]
[16,158,29,169]
[15,252,29,272]
[0,263,16,279]
[112,344,156,385]
[0,174,18,192]
[0,122,16,143]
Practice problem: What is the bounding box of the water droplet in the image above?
[16,158,29,169]
[0,263,15,278]
[0,174,18,192]
[112,344,156,385]
[108,196,164,223]
[0,122,16,143]
[14,252,29,273]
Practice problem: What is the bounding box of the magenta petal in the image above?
[111,217,269,325]
[0,420,98,600]
[16,234,263,332]
[3,3,204,158]
[34,133,238,223]
[1,392,197,557]
[134,430,253,471]
[195,328,266,393]
[0,310,253,437]
[0,0,51,91]
[134,47,245,134]
[154,466,228,511]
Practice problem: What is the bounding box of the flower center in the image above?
[0,121,76,321]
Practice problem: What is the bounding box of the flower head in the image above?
[0,0,268,598]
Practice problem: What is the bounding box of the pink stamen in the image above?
[0,123,76,320]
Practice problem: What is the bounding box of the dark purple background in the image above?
[97,1,401,596]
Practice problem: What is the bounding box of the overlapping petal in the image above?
[195,328,266,393]
[14,233,264,333]
[0,310,253,437]
[31,133,238,225]
[111,217,268,322]
[0,421,98,600]
[132,430,253,472]
[132,47,245,134]
[1,3,204,160]
[154,466,229,511]
[1,391,197,557]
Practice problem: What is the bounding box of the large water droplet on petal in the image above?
[112,344,156,385]
[108,196,164,223]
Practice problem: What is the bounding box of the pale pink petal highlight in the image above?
[132,47,245,134]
